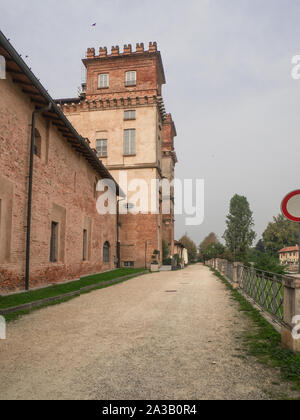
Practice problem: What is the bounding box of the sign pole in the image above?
[299,223,300,274]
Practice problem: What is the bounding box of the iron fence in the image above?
[239,265,284,324]
[217,259,223,272]
[207,259,286,327]
[225,261,233,282]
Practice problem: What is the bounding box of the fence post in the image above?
[220,260,225,276]
[238,263,243,287]
[281,276,300,353]
[232,262,239,289]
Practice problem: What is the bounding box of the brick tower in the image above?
[57,42,177,267]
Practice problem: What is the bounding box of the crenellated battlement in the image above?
[99,47,108,57]
[164,114,172,123]
[85,42,158,59]
[86,48,95,58]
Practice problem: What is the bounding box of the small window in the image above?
[96,139,108,157]
[103,241,110,263]
[124,129,136,156]
[124,110,136,120]
[34,129,41,158]
[83,229,88,261]
[50,222,58,263]
[98,73,109,88]
[124,203,135,210]
[124,261,134,267]
[125,71,136,86]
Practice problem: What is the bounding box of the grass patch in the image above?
[0,268,146,310]
[210,267,300,393]
[4,296,76,323]
[3,271,147,323]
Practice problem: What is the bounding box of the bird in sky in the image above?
[92,23,97,27]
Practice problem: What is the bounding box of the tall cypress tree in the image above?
[223,194,256,262]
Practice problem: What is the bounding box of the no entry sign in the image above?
[281,190,300,223]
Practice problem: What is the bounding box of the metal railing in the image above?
[206,258,300,352]
[239,265,284,324]
[207,259,285,327]
[225,262,233,282]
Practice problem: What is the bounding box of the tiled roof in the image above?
[278,245,299,254]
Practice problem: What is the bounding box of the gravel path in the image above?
[0,264,293,400]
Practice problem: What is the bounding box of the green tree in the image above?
[199,233,225,262]
[252,252,286,275]
[199,233,218,256]
[223,194,256,262]
[180,235,198,263]
[202,242,225,261]
[262,214,298,256]
[255,239,266,253]
[248,239,265,261]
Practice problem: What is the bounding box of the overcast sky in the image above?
[1,0,300,246]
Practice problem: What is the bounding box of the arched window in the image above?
[103,241,110,263]
[34,129,41,158]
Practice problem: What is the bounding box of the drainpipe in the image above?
[25,103,52,291]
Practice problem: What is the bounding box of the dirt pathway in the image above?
[0,265,291,400]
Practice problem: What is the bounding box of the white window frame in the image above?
[125,71,136,86]
[96,139,108,157]
[124,129,136,156]
[98,73,109,88]
[124,110,136,120]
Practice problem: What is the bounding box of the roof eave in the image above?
[0,30,124,197]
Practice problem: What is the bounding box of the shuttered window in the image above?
[98,73,109,88]
[96,139,108,157]
[124,110,136,120]
[125,71,136,86]
[124,129,136,156]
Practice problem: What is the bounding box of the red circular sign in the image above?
[281,190,300,222]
